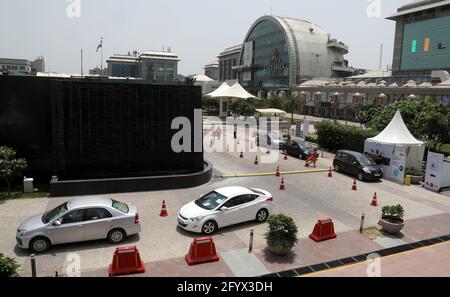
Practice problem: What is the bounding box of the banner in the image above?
[303,120,310,136]
[391,151,406,183]
[424,151,444,192]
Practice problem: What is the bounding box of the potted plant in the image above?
[264,214,298,255]
[378,204,405,234]
[405,167,424,184]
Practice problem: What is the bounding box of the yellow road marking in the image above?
[221,169,329,178]
[301,239,450,277]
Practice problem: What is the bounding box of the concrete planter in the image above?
[267,244,293,256]
[379,215,405,234]
[410,175,424,185]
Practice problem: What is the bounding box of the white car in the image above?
[178,186,273,234]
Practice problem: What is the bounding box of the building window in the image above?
[166,63,175,81]
[424,38,430,52]
[146,63,154,80]
[411,40,417,53]
[156,63,165,81]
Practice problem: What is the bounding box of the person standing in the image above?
[233,124,237,139]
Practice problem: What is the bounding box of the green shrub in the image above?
[405,167,423,176]
[315,121,377,152]
[305,135,318,144]
[264,214,298,249]
[381,204,405,220]
[0,253,20,277]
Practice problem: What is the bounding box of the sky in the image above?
[0,0,411,76]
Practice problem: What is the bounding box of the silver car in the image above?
[16,196,141,253]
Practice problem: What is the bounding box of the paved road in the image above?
[1,128,449,276]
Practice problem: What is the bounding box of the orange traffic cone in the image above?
[240,151,244,158]
[371,192,378,206]
[275,166,281,177]
[279,178,286,190]
[254,155,259,165]
[266,148,270,154]
[160,200,168,217]
[283,153,288,160]
[328,167,333,177]
[351,180,357,191]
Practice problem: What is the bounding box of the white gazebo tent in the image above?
[205,82,258,117]
[364,110,425,183]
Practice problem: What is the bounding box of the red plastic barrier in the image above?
[108,246,145,277]
[309,218,337,242]
[185,237,219,265]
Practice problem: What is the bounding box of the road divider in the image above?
[220,168,329,178]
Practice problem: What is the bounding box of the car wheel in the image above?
[202,220,217,235]
[334,164,340,172]
[358,172,365,181]
[256,209,269,223]
[108,229,126,243]
[30,237,50,253]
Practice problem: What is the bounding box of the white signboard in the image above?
[243,41,253,66]
[391,151,406,183]
[424,151,444,192]
[303,120,310,136]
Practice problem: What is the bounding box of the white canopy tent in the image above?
[364,110,425,183]
[205,82,258,117]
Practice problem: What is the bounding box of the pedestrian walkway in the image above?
[307,240,450,277]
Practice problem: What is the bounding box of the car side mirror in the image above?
[220,206,228,211]
[53,220,61,226]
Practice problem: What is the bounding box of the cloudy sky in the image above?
[0,0,410,75]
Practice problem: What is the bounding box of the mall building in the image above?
[217,16,358,97]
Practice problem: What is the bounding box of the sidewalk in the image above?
[80,213,450,277]
[308,240,450,277]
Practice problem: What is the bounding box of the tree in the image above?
[229,99,255,117]
[202,96,219,113]
[0,146,27,198]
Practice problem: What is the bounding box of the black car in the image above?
[333,150,383,181]
[282,141,313,160]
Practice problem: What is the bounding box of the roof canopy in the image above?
[366,110,424,146]
[206,82,257,99]
[256,108,287,115]
[205,82,230,97]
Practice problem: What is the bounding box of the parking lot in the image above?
[1,125,450,277]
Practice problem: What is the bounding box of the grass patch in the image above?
[437,144,450,157]
[0,184,49,200]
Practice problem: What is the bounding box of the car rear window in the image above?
[112,199,129,213]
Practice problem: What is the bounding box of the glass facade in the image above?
[243,19,289,90]
[156,63,165,81]
[111,63,138,78]
[401,15,450,70]
[145,63,154,80]
[166,63,175,80]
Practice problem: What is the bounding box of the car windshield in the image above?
[112,199,129,213]
[357,155,376,166]
[195,191,227,210]
[42,202,68,223]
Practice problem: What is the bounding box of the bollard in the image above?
[248,230,254,253]
[360,213,365,233]
[321,148,324,158]
[30,254,37,277]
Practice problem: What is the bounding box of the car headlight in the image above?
[190,216,204,222]
[18,229,27,237]
[363,167,371,174]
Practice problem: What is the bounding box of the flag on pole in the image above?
[96,37,103,52]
